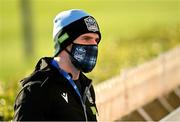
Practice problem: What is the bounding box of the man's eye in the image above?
[83,37,91,40]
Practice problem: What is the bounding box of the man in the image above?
[13,9,101,121]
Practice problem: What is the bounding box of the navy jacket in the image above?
[13,57,98,121]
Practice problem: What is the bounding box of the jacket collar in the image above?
[79,72,92,88]
[34,57,92,87]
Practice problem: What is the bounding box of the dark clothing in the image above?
[13,57,98,121]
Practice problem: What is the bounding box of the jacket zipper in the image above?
[82,82,92,121]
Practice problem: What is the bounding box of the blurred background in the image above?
[0,0,180,120]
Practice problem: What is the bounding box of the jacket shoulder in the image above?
[15,70,51,106]
[15,80,42,105]
[13,80,46,120]
[13,70,51,120]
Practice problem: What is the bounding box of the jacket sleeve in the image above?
[13,82,45,121]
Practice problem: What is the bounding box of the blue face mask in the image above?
[66,43,98,73]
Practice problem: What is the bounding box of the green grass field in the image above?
[0,0,180,120]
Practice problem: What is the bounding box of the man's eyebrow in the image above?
[81,36,93,39]
[81,35,99,40]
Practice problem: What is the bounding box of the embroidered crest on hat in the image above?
[84,16,99,32]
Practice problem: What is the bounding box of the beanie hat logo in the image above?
[58,33,69,44]
[84,16,99,32]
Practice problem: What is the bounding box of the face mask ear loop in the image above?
[64,47,82,70]
[64,48,77,62]
[64,42,79,58]
[64,48,71,56]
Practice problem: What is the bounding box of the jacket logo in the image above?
[90,106,97,115]
[61,92,68,103]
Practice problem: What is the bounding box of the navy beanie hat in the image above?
[53,9,101,57]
